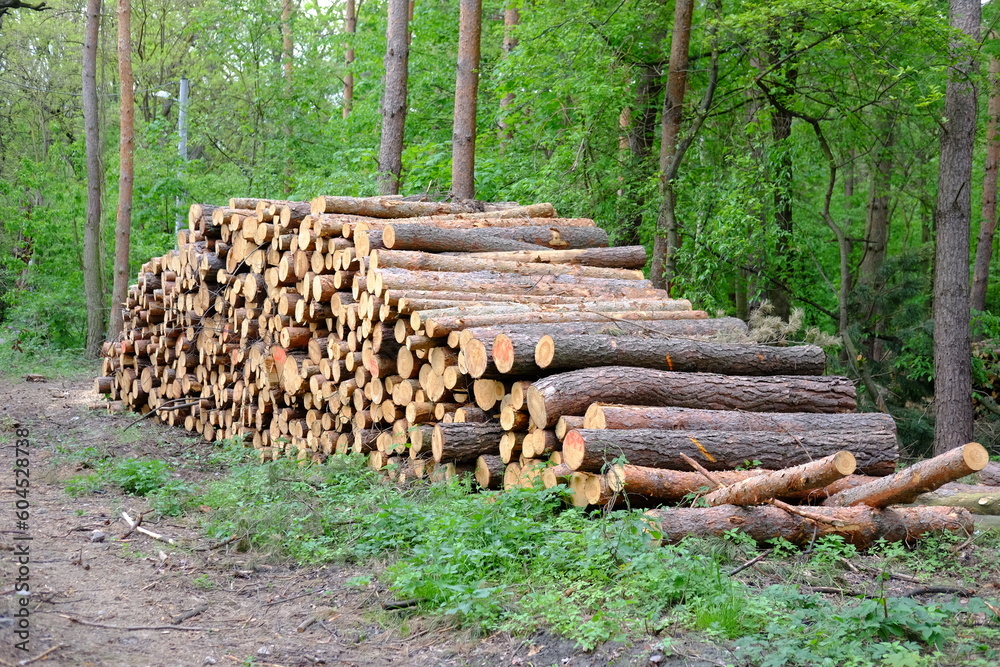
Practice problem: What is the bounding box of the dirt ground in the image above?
[0,375,730,667]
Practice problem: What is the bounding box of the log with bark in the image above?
[370,268,656,299]
[527,367,857,429]
[310,195,507,218]
[822,443,989,508]
[431,422,505,462]
[703,452,857,506]
[583,405,895,433]
[371,249,643,280]
[911,485,1000,515]
[534,335,825,376]
[454,246,648,269]
[645,504,973,548]
[381,225,549,252]
[423,309,709,338]
[562,428,897,476]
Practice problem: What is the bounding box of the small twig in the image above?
[17,645,64,667]
[296,616,318,633]
[768,498,849,527]
[58,614,214,631]
[193,534,242,552]
[262,590,315,607]
[122,400,199,430]
[728,548,773,576]
[839,556,860,573]
[171,604,209,625]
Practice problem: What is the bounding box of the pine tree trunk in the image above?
[934,0,980,454]
[378,0,410,195]
[83,0,104,357]
[498,4,519,142]
[452,0,481,199]
[343,0,356,119]
[972,52,1000,312]
[650,0,693,291]
[109,0,135,341]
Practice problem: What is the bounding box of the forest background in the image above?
[2,0,999,457]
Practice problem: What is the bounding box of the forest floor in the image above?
[0,372,725,667]
[1,369,999,667]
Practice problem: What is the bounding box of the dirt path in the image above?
[0,375,703,667]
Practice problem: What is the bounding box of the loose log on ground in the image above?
[823,443,989,508]
[981,462,1000,486]
[645,505,973,548]
[527,367,857,429]
[562,428,896,476]
[606,464,770,502]
[431,422,505,462]
[583,405,895,433]
[455,246,648,269]
[534,336,825,376]
[703,452,857,506]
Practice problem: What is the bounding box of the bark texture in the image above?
[584,405,895,433]
[83,0,104,356]
[973,52,1000,312]
[933,0,980,453]
[431,422,505,462]
[534,336,825,376]
[378,0,410,194]
[527,367,857,428]
[109,0,135,340]
[645,505,973,548]
[562,428,897,476]
[452,0,481,199]
[823,442,988,508]
[703,452,856,506]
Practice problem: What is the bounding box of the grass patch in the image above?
[57,445,1000,663]
[0,345,97,380]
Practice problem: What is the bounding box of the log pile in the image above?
[94,194,991,547]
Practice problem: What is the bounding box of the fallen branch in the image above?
[898,586,974,599]
[58,614,215,632]
[382,598,420,610]
[121,511,181,546]
[118,510,149,540]
[123,399,200,430]
[16,645,64,667]
[728,548,773,576]
[171,604,209,625]
[193,534,242,552]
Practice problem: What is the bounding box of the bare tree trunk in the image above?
[83,0,104,357]
[859,118,894,286]
[650,0,693,291]
[109,0,134,341]
[377,0,410,195]
[281,0,295,195]
[934,0,979,454]
[451,0,482,200]
[972,52,1000,312]
[342,0,356,119]
[498,4,518,142]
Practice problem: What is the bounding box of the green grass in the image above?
[56,445,1000,664]
[0,345,98,380]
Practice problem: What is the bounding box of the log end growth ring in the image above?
[534,334,555,368]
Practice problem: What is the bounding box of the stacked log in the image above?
[94,193,977,547]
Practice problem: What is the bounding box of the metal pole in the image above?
[175,77,189,234]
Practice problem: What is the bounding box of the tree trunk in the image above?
[972,52,1000,312]
[934,0,979,454]
[981,461,1000,486]
[703,452,857,506]
[858,117,894,288]
[452,0,481,199]
[527,367,857,428]
[498,4,519,141]
[645,505,973,548]
[280,0,295,194]
[533,335,825,376]
[378,0,410,195]
[562,428,897,476]
[584,405,895,434]
[83,0,104,357]
[650,0,693,290]
[343,0,356,119]
[109,0,135,341]
[823,442,988,507]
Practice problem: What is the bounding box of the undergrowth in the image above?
[57,445,1000,665]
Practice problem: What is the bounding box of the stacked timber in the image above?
[95,193,989,547]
